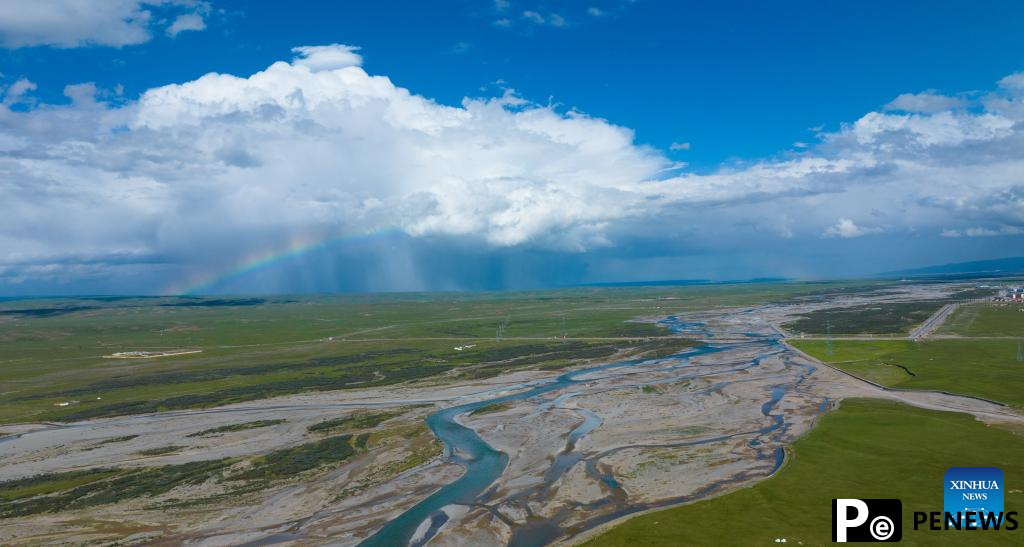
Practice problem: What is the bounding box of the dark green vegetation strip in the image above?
[0,460,232,519]
[792,339,1024,408]
[54,353,449,422]
[308,410,405,433]
[586,399,1024,546]
[455,341,649,381]
[93,434,138,446]
[160,298,269,307]
[38,349,418,398]
[0,469,119,502]
[0,305,101,318]
[233,435,356,480]
[353,432,371,449]
[784,286,994,335]
[137,445,184,456]
[471,402,511,415]
[784,301,947,335]
[187,419,286,437]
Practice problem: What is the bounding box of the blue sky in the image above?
[9,0,1024,167]
[1,1,1024,294]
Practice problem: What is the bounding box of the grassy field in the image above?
[585,399,1024,546]
[790,339,1024,408]
[0,293,680,424]
[784,301,948,335]
[0,282,900,424]
[940,303,1024,337]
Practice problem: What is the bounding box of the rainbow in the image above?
[166,227,404,295]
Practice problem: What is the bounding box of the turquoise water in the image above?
[359,319,721,547]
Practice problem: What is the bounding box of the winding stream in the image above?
[359,316,809,547]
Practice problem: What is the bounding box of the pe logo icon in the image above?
[945,467,1004,528]
[832,499,902,542]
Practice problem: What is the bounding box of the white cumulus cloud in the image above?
[166,13,205,37]
[290,44,363,72]
[0,0,210,48]
[0,45,668,282]
[884,91,965,113]
[2,78,37,105]
[823,218,882,238]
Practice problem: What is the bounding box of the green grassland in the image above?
[0,282,903,424]
[586,399,1024,546]
[0,293,681,424]
[790,339,1024,408]
[784,301,948,335]
[940,303,1024,337]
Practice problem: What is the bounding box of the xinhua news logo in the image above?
[832,499,901,542]
[944,467,1004,527]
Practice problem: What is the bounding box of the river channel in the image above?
[360,315,814,547]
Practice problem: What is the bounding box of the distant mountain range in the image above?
[879,256,1024,278]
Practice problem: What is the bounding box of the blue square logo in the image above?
[944,467,1004,527]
